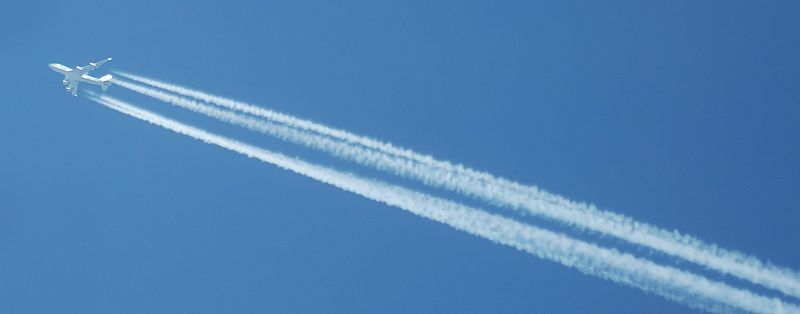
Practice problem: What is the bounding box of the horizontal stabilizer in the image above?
[99,74,113,91]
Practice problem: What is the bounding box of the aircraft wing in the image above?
[79,57,112,72]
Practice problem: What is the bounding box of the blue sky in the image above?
[2,1,799,313]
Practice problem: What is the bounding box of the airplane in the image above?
[48,58,113,96]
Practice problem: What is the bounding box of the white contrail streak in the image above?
[112,78,472,191]
[113,72,800,299]
[87,93,800,314]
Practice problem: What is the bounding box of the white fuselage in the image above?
[49,63,104,85]
[49,59,112,96]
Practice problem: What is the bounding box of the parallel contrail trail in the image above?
[113,72,800,299]
[87,93,799,314]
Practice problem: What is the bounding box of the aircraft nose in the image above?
[48,63,58,70]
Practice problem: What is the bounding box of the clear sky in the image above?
[2,1,799,313]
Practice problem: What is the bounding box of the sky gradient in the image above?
[2,1,799,313]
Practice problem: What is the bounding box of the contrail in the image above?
[111,78,472,190]
[113,72,800,299]
[87,93,800,314]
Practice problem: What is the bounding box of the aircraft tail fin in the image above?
[99,74,113,92]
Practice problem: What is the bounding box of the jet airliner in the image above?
[49,58,113,96]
